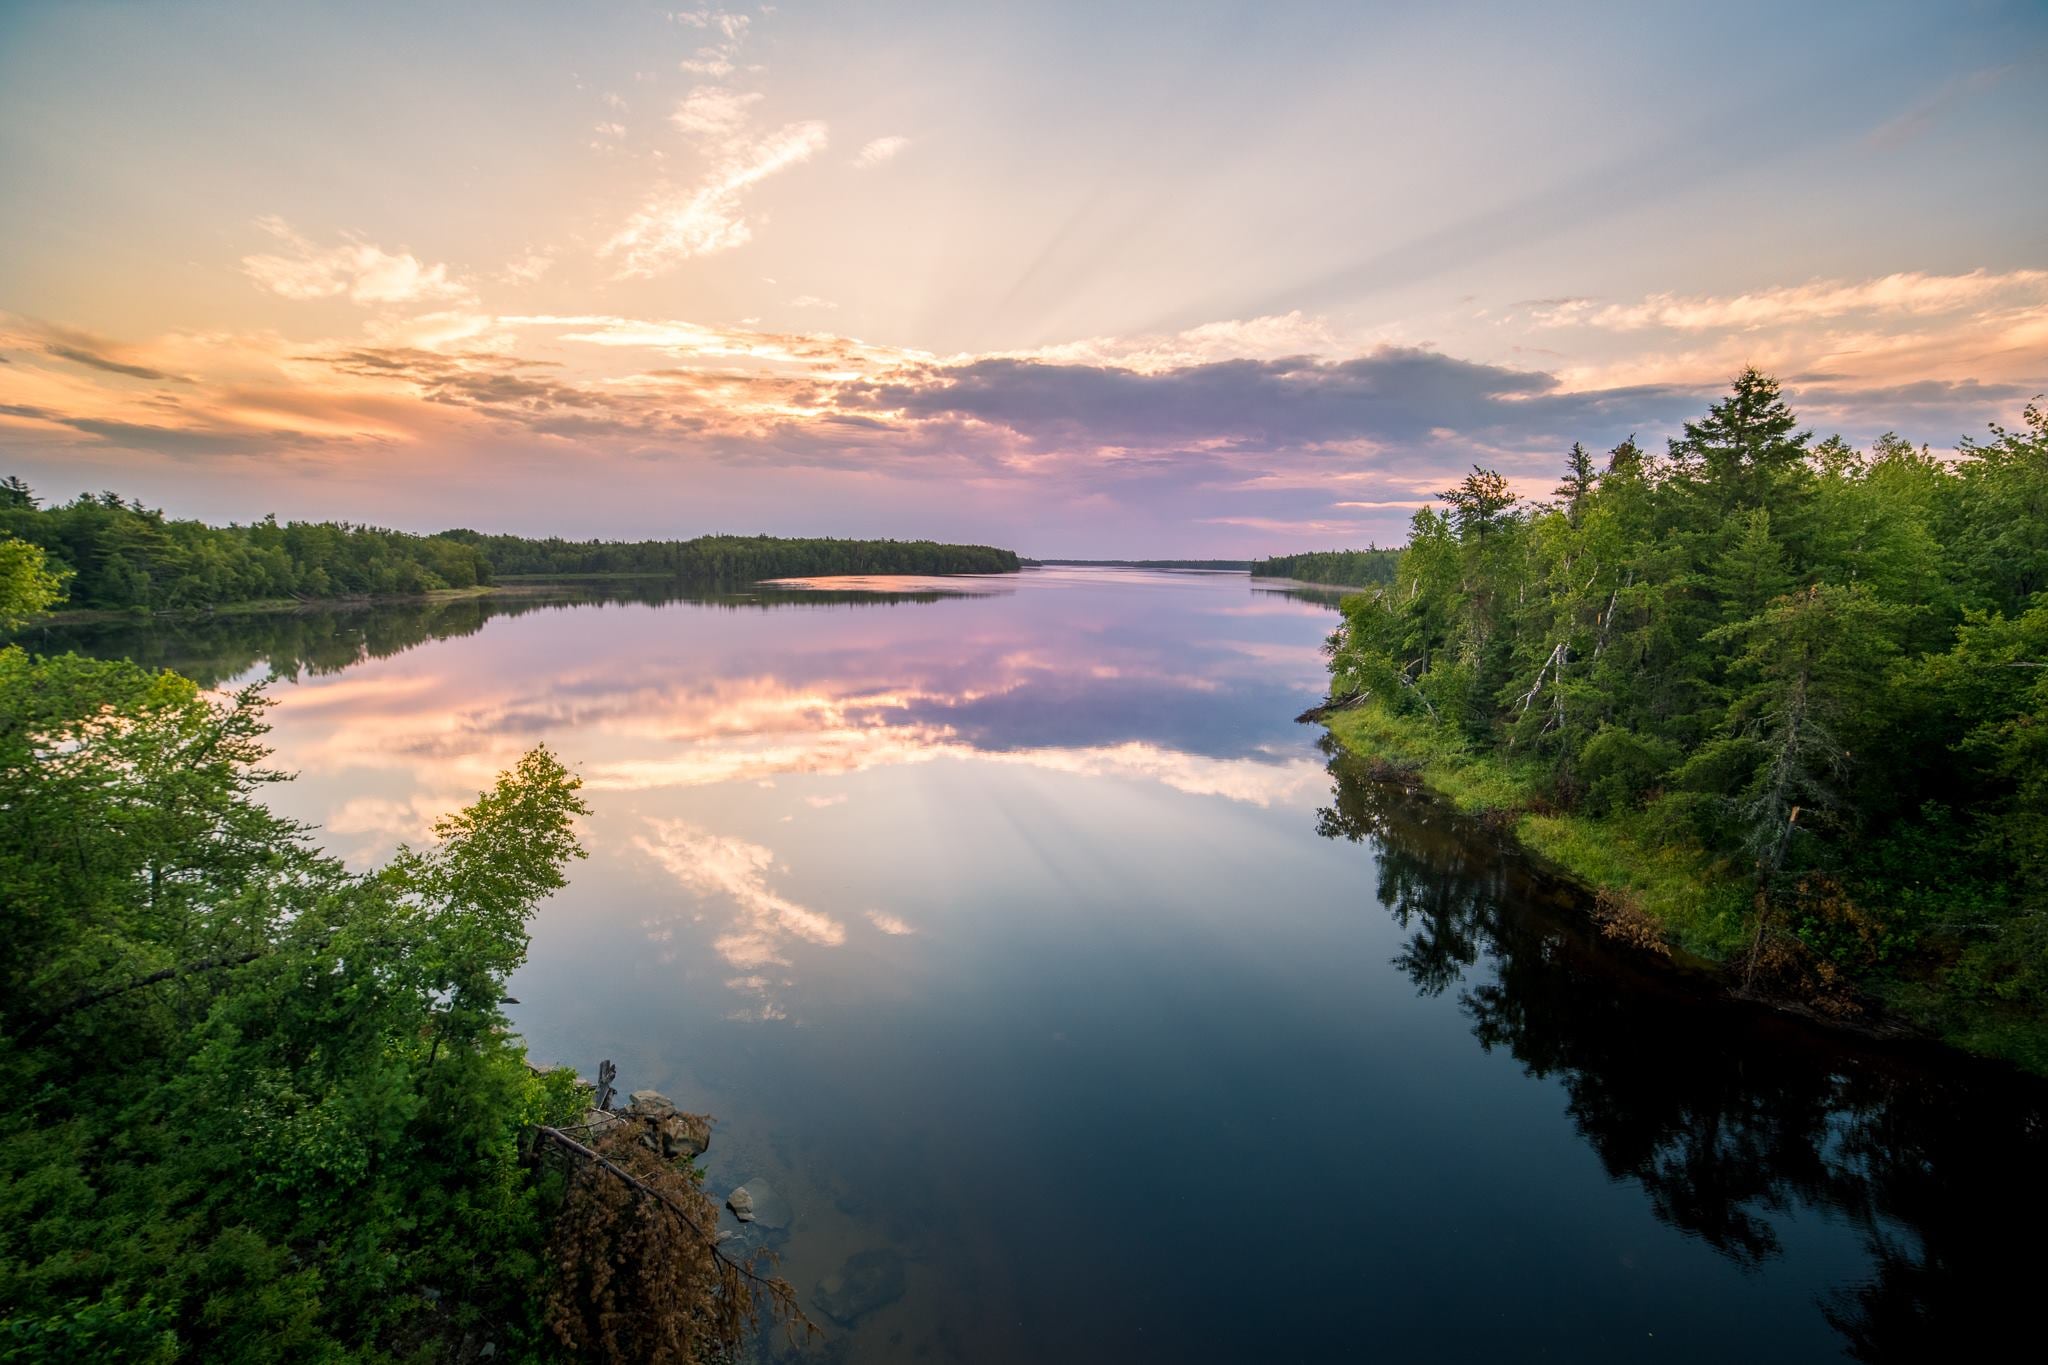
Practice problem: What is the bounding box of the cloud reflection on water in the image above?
[177,572,1338,1014]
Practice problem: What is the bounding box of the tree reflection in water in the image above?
[7,580,990,688]
[1314,737,2047,1362]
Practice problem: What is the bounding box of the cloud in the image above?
[1,316,182,382]
[605,97,829,274]
[1535,269,2048,332]
[674,9,751,75]
[789,295,837,310]
[866,909,915,935]
[853,135,909,168]
[839,347,1693,453]
[43,344,168,381]
[999,310,1348,373]
[669,86,761,142]
[497,250,554,285]
[674,8,750,39]
[241,217,474,306]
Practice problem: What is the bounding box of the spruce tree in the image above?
[1555,442,1598,526]
[1668,367,1810,512]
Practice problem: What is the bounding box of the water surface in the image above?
[26,568,2043,1363]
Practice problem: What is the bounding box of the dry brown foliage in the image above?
[1733,887,1866,1019]
[1478,805,1522,834]
[540,1122,810,1364]
[1591,888,1670,957]
[1364,755,1423,787]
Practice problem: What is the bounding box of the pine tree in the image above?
[1604,435,1645,478]
[1434,466,1519,540]
[1555,442,1597,526]
[1668,368,1810,512]
[1711,507,1793,623]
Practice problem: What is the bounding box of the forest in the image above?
[0,478,1017,615]
[1321,371,2047,1064]
[1025,558,1253,569]
[433,529,1019,581]
[1250,548,1401,586]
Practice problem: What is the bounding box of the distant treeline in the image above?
[440,529,1018,580]
[1250,548,1401,586]
[1025,558,1251,570]
[0,477,1016,613]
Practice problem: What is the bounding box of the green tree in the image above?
[1554,442,1598,527]
[1668,367,1811,515]
[0,536,67,626]
[0,645,795,1360]
[1434,466,1520,541]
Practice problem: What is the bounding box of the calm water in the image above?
[25,568,2045,1363]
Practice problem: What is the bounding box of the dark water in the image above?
[23,568,2045,1363]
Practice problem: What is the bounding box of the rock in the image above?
[716,1223,768,1264]
[626,1090,677,1119]
[813,1249,906,1327]
[622,1091,709,1159]
[726,1179,791,1230]
[654,1112,711,1159]
[579,1108,627,1139]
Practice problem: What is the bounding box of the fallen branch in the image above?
[533,1123,808,1314]
[1296,689,1367,723]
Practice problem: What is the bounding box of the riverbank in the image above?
[35,583,504,625]
[1322,703,2048,1075]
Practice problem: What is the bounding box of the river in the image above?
[23,566,2044,1363]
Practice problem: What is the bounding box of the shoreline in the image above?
[30,584,506,625]
[17,568,1026,627]
[1320,704,2048,1077]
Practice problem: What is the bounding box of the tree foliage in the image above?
[1249,548,1401,586]
[0,645,777,1361]
[0,484,1019,615]
[1325,373,2048,1013]
[0,534,67,627]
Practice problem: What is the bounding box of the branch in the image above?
[533,1123,810,1316]
[18,947,265,1041]
[1393,666,1438,720]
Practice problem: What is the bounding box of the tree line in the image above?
[1250,548,1401,586]
[0,478,1018,615]
[434,529,1018,581]
[1323,370,2047,1051]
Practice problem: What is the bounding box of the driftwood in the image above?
[1296,689,1367,723]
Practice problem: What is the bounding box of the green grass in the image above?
[1328,706,1749,959]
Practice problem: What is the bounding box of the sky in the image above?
[1,0,2044,556]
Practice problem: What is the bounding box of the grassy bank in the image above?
[1326,704,2048,1073]
[1325,706,1752,959]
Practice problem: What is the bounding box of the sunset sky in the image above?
[3,0,2044,555]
